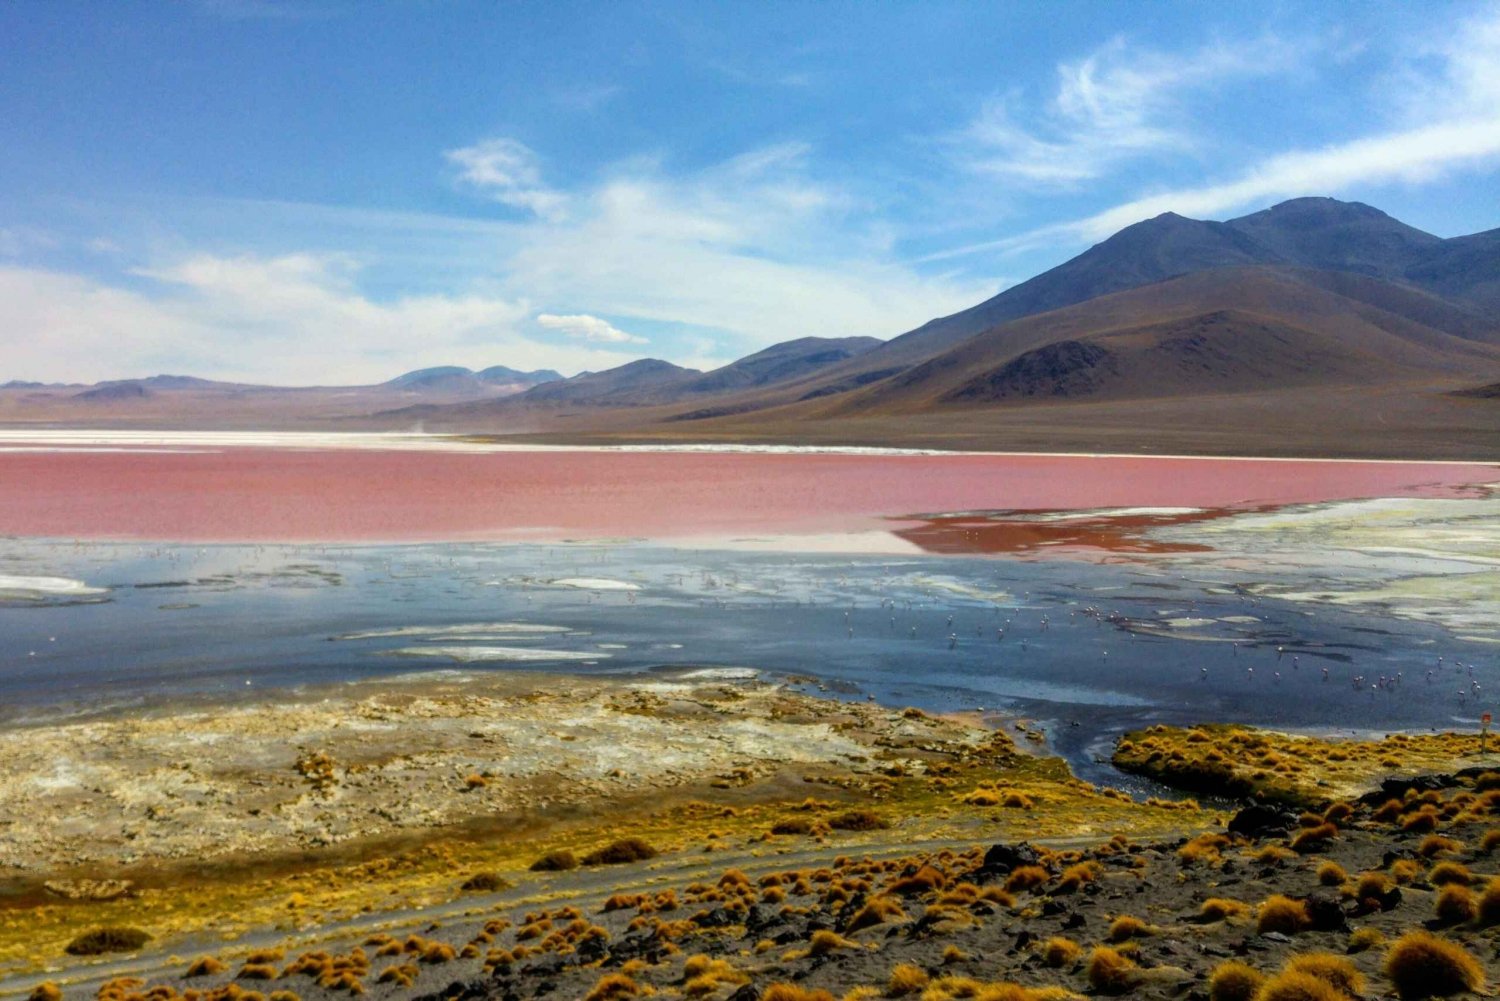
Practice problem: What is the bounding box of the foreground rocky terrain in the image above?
[14,754,1500,1001]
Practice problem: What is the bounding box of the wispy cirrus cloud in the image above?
[445,138,569,220]
[929,7,1500,261]
[955,35,1299,187]
[536,313,645,344]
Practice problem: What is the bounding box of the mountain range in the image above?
[4,197,1497,457]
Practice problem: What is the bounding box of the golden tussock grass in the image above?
[1255,895,1310,935]
[1106,915,1153,942]
[585,973,642,1001]
[1383,931,1485,999]
[1433,884,1477,924]
[1428,861,1472,886]
[761,983,838,1001]
[1315,862,1347,886]
[1199,898,1249,922]
[1207,961,1264,1001]
[1254,971,1344,1001]
[1040,937,1081,967]
[1478,876,1500,925]
[1417,835,1463,858]
[887,963,930,996]
[1282,952,1364,995]
[1002,865,1050,893]
[1086,947,1141,994]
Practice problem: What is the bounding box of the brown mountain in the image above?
[811,267,1500,415]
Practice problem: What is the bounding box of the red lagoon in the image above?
[1,445,1493,549]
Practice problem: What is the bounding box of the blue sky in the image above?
[2,1,1499,385]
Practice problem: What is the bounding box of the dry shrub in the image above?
[1283,953,1364,995]
[1323,802,1354,823]
[1086,947,1141,994]
[187,957,228,977]
[1316,862,1347,886]
[1428,861,1472,886]
[1290,823,1337,853]
[239,964,279,980]
[27,985,62,1001]
[1418,835,1463,858]
[846,895,907,932]
[1250,845,1297,865]
[1354,872,1391,900]
[1208,961,1264,1001]
[1383,931,1484,999]
[1347,927,1385,953]
[1478,876,1500,925]
[683,955,750,996]
[887,963,930,996]
[460,871,509,893]
[1179,833,1230,863]
[1433,884,1477,924]
[1255,971,1344,1001]
[1107,915,1152,942]
[1003,865,1050,893]
[1041,937,1082,967]
[761,984,837,1001]
[65,927,152,956]
[889,865,946,895]
[808,930,859,955]
[771,818,814,835]
[1373,799,1405,823]
[1403,810,1440,834]
[1479,829,1500,853]
[1256,895,1310,935]
[1057,861,1102,893]
[530,850,579,872]
[1391,858,1421,884]
[583,838,658,866]
[585,973,641,1001]
[829,810,889,831]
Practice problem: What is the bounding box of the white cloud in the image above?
[929,8,1500,261]
[536,313,646,344]
[445,138,569,219]
[956,35,1296,187]
[490,144,994,357]
[0,256,641,385]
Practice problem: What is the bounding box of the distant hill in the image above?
[477,365,563,386]
[5,196,1499,457]
[74,381,154,401]
[384,366,563,394]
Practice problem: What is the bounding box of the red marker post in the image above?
[1483,713,1492,757]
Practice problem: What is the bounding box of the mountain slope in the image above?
[812,267,1500,416]
[716,198,1495,411]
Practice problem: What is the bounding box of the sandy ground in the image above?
[0,672,979,878]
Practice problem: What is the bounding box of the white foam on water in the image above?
[0,575,109,597]
[550,577,641,591]
[336,623,572,641]
[381,646,606,663]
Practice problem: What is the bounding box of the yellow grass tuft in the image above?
[1383,931,1485,999]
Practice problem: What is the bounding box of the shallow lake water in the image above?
[2,435,1496,791]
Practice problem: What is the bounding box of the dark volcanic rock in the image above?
[980,841,1041,876]
[1228,804,1298,838]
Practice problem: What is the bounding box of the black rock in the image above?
[1302,889,1350,932]
[694,907,737,928]
[980,841,1041,876]
[1227,805,1297,838]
